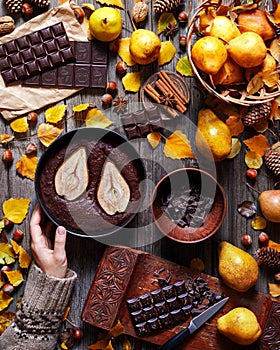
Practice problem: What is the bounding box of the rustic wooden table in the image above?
[0,0,279,349]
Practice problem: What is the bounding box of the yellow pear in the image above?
[212,56,244,85]
[227,32,267,68]
[195,108,232,161]
[217,307,262,345]
[218,241,258,292]
[209,16,240,42]
[129,29,161,65]
[191,36,227,74]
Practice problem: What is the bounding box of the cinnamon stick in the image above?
[144,85,161,104]
[155,80,186,114]
[159,70,189,104]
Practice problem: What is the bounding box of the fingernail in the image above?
[57,226,66,235]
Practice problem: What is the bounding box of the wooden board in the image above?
[81,246,280,350]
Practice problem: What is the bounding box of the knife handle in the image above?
[157,327,191,350]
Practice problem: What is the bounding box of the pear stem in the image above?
[246,182,261,195]
[127,10,137,31]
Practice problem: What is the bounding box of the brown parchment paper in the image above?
[0,0,88,120]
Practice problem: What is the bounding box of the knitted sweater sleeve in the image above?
[0,264,77,350]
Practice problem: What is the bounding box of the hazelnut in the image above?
[1,265,11,278]
[3,218,13,229]
[2,149,13,163]
[106,81,117,94]
[74,329,83,339]
[274,272,280,281]
[22,3,33,16]
[178,11,188,23]
[3,283,14,295]
[25,142,37,156]
[179,35,187,48]
[241,234,252,247]
[246,168,257,180]
[116,61,127,75]
[74,7,85,24]
[109,40,120,53]
[258,232,269,246]
[27,111,38,123]
[12,229,24,243]
[101,94,113,105]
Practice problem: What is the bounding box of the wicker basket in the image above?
[187,0,280,106]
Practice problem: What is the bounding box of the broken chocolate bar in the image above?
[0,22,75,85]
[23,41,108,88]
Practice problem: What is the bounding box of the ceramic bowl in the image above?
[151,168,226,243]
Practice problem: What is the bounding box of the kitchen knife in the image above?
[158,296,229,350]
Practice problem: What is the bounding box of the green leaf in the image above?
[158,13,176,34]
[176,57,193,77]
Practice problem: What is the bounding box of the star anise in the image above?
[163,23,179,39]
[113,96,128,113]
[159,92,176,108]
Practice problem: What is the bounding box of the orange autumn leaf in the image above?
[268,283,280,297]
[225,116,244,136]
[45,105,67,124]
[38,123,63,147]
[4,270,24,287]
[11,240,32,269]
[268,240,280,253]
[109,320,124,338]
[96,0,124,9]
[122,72,141,92]
[16,155,38,180]
[243,134,270,156]
[0,311,15,335]
[3,198,30,224]
[122,337,131,350]
[0,291,13,312]
[0,134,14,144]
[147,132,162,149]
[164,130,195,159]
[117,38,136,66]
[88,339,109,350]
[10,117,28,133]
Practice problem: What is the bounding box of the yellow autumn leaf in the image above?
[245,151,263,169]
[60,342,68,350]
[10,117,28,133]
[0,243,16,265]
[3,198,30,224]
[16,155,38,181]
[227,138,241,159]
[105,340,114,350]
[158,13,176,34]
[0,219,4,235]
[122,337,131,350]
[0,311,15,335]
[4,270,24,287]
[0,291,13,312]
[117,38,136,66]
[38,123,63,147]
[45,105,67,124]
[251,216,267,230]
[11,240,32,269]
[109,320,124,338]
[0,134,14,144]
[147,132,162,149]
[176,56,193,77]
[243,134,271,157]
[82,3,95,12]
[88,339,109,350]
[158,41,176,66]
[253,120,269,133]
[164,130,195,159]
[85,109,112,128]
[96,0,124,9]
[268,283,280,297]
[122,72,141,92]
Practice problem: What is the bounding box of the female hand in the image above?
[30,204,68,278]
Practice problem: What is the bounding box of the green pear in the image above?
[259,190,280,223]
[218,242,258,292]
[195,108,232,161]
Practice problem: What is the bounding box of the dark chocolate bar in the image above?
[23,41,108,88]
[126,277,224,336]
[121,106,164,140]
[0,22,75,85]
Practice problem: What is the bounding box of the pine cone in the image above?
[4,0,23,14]
[243,102,272,127]
[264,149,280,177]
[31,0,49,8]
[153,0,182,14]
[257,247,280,270]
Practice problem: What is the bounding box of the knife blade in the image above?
[158,297,229,350]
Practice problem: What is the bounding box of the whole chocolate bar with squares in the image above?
[23,41,108,88]
[121,106,164,140]
[0,22,75,85]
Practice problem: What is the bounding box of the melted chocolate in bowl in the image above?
[35,128,145,237]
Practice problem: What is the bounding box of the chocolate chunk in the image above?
[162,285,175,299]
[131,309,145,324]
[135,322,150,335]
[121,106,164,140]
[170,309,186,323]
[155,301,168,315]
[23,40,108,89]
[159,313,173,327]
[139,293,153,308]
[127,297,141,312]
[166,296,180,311]
[182,304,192,317]
[178,293,190,307]
[147,317,162,332]
[151,289,164,303]
[143,305,157,320]
[0,23,75,85]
